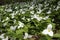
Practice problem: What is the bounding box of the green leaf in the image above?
[54,33,60,38]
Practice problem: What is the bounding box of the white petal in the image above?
[30,11,34,14]
[25,33,28,36]
[47,24,52,29]
[22,17,25,20]
[0,33,5,39]
[43,16,49,20]
[22,11,25,14]
[3,22,7,26]
[29,6,34,10]
[2,36,8,40]
[5,8,12,12]
[18,21,24,29]
[28,35,32,38]
[20,9,23,12]
[27,18,30,21]
[10,26,16,30]
[48,31,53,36]
[24,36,27,39]
[47,10,51,14]
[42,29,48,35]
[24,33,28,39]
[6,17,9,21]
[33,14,38,18]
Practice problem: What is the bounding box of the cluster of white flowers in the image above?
[1,2,54,40]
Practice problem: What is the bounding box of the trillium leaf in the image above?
[54,33,60,38]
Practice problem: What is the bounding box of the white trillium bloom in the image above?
[5,8,12,12]
[24,33,32,39]
[14,20,16,24]
[43,16,49,20]
[30,11,34,14]
[47,10,51,14]
[42,24,53,36]
[11,13,15,18]
[55,6,60,11]
[29,5,34,10]
[37,11,41,14]
[15,7,18,9]
[27,18,30,21]
[10,26,17,31]
[37,17,43,21]
[5,17,9,21]
[2,20,5,22]
[0,33,5,39]
[3,22,8,26]
[2,17,9,22]
[39,4,43,8]
[22,11,25,14]
[0,34,8,40]
[2,36,8,40]
[18,21,24,29]
[31,14,43,21]
[16,11,19,14]
[20,9,23,12]
[22,17,25,20]
[52,19,54,21]
[37,9,42,14]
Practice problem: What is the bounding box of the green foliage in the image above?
[0,0,60,40]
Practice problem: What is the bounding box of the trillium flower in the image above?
[43,16,49,20]
[47,10,51,14]
[2,17,9,22]
[20,9,23,12]
[16,11,19,14]
[31,14,43,21]
[0,33,8,40]
[22,17,25,20]
[27,18,30,21]
[42,24,53,36]
[18,21,24,29]
[3,22,8,26]
[24,33,32,39]
[10,26,17,31]
[15,6,18,9]
[37,9,42,14]
[13,20,16,24]
[5,8,12,12]
[30,11,34,14]
[22,11,25,14]
[55,6,60,11]
[5,17,9,21]
[2,36,8,40]
[0,33,5,39]
[10,13,15,18]
[29,5,34,10]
